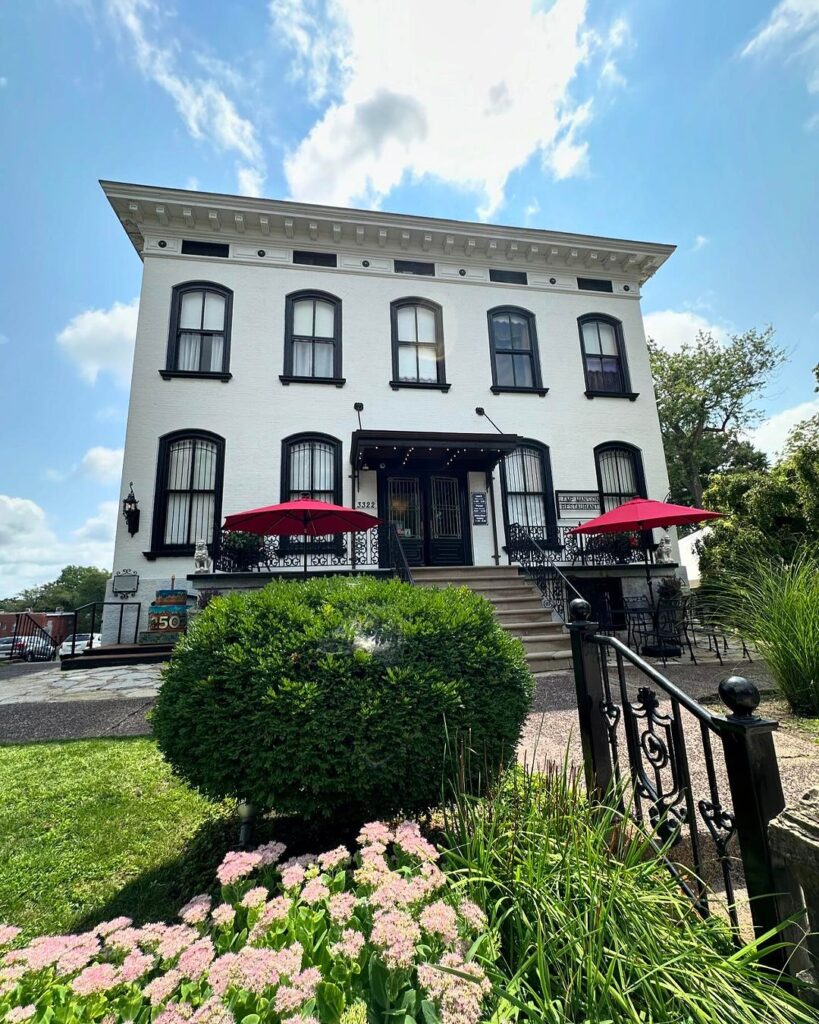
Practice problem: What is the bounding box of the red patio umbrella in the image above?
[568,497,724,610]
[223,498,381,575]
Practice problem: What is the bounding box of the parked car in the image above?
[58,633,102,658]
[0,636,26,660]
[19,636,57,661]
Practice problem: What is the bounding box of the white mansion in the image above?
[101,180,676,633]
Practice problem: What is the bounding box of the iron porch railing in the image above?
[567,597,791,969]
[506,523,581,622]
[214,526,380,573]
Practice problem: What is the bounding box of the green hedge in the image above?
[152,576,532,822]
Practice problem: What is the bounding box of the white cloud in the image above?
[524,198,540,223]
[0,77,7,88]
[56,297,138,387]
[0,333,8,345]
[691,234,709,251]
[81,447,124,484]
[748,397,819,458]
[0,497,115,599]
[742,0,819,119]
[643,309,728,353]
[275,0,628,216]
[107,0,266,195]
[184,176,201,191]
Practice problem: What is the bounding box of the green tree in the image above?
[648,328,784,505]
[1,566,110,612]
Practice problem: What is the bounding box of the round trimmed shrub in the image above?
[152,575,532,822]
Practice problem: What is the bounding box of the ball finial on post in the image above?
[719,676,760,719]
[569,598,592,622]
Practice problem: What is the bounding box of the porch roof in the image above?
[350,429,520,471]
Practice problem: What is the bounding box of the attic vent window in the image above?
[394,259,435,276]
[293,250,338,267]
[577,277,614,292]
[181,240,230,258]
[489,269,528,285]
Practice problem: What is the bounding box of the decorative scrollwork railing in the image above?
[387,524,414,585]
[555,524,652,567]
[214,527,380,573]
[569,599,789,957]
[506,523,582,622]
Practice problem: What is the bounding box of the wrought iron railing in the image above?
[9,613,58,662]
[387,524,414,585]
[568,598,790,968]
[555,524,651,567]
[214,527,380,573]
[65,601,142,655]
[506,523,581,621]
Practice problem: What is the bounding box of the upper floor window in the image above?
[164,282,232,380]
[578,314,636,399]
[281,291,343,385]
[500,441,557,546]
[151,430,224,555]
[594,442,646,512]
[487,306,546,395]
[390,299,449,391]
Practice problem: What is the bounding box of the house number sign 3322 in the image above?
[356,501,376,509]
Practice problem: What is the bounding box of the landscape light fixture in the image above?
[122,482,140,536]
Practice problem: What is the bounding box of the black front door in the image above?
[384,471,470,566]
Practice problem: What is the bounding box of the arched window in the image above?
[151,430,225,554]
[578,314,633,397]
[280,433,343,552]
[487,307,545,394]
[281,290,343,384]
[594,442,646,512]
[389,298,448,390]
[500,441,557,545]
[164,282,232,378]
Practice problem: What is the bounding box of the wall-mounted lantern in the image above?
[122,482,140,536]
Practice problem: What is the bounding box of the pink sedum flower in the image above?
[418,953,491,1024]
[280,864,306,890]
[143,968,182,1005]
[327,891,356,925]
[394,820,439,863]
[255,840,287,866]
[274,966,321,1014]
[249,896,291,941]
[177,938,215,979]
[358,821,393,846]
[241,886,268,909]
[0,925,22,946]
[93,916,133,937]
[155,1003,194,1024]
[5,1006,35,1023]
[318,845,349,872]
[71,962,120,995]
[330,928,365,959]
[191,996,235,1024]
[179,893,212,925]
[120,949,155,983]
[420,902,458,944]
[370,908,421,970]
[216,850,261,885]
[458,899,487,933]
[300,878,329,905]
[209,942,302,997]
[104,926,142,951]
[210,903,236,928]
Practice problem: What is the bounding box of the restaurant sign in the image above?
[556,490,602,519]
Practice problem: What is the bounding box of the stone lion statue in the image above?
[193,538,212,574]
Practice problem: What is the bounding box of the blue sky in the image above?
[1,0,817,595]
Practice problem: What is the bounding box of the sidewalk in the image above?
[0,663,162,705]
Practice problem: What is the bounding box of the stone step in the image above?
[487,596,545,610]
[519,634,571,652]
[416,576,531,592]
[526,650,573,671]
[494,609,553,625]
[471,588,542,603]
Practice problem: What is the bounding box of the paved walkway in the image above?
[0,664,162,705]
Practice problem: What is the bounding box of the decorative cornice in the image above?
[100,180,675,284]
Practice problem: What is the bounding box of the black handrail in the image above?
[68,601,141,654]
[10,613,58,662]
[387,524,414,585]
[506,523,583,621]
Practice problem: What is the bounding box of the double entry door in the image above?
[383,471,471,566]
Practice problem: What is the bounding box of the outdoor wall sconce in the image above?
[122,482,140,536]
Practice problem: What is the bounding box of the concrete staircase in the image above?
[412,565,572,674]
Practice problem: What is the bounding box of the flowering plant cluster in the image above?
[0,822,492,1024]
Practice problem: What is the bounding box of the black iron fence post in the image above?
[568,598,614,799]
[715,676,789,966]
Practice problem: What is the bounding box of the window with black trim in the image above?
[281,290,343,384]
[150,430,224,555]
[390,299,448,390]
[487,306,546,394]
[578,314,634,397]
[500,441,557,545]
[181,240,229,258]
[594,443,646,512]
[577,277,613,292]
[164,282,232,378]
[394,259,435,276]
[280,433,342,551]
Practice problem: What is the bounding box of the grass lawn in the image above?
[0,737,236,938]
